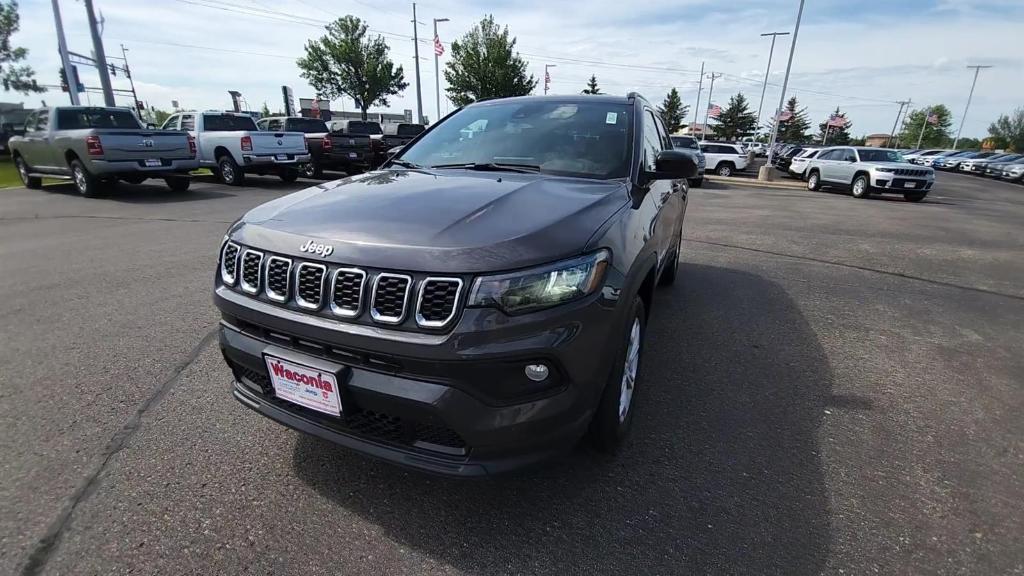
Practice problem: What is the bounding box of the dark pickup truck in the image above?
[381,122,425,151]
[326,119,385,174]
[258,116,334,179]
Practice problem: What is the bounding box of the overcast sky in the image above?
[13,0,1024,138]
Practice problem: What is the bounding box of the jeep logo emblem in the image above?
[299,240,333,257]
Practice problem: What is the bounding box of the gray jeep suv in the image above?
[805,146,934,202]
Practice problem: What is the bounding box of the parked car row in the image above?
[901,147,1024,183]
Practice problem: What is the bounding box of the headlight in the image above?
[468,250,610,315]
[877,167,895,173]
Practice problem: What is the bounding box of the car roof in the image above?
[466,93,640,108]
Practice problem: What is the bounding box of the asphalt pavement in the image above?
[1,170,1021,575]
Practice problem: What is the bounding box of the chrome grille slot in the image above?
[295,263,327,310]
[331,268,366,317]
[264,256,292,302]
[239,250,263,294]
[220,242,240,286]
[370,273,412,324]
[416,278,463,328]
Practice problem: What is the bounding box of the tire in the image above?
[589,296,646,451]
[300,160,323,179]
[14,155,41,189]
[70,159,100,198]
[278,168,299,183]
[716,162,735,177]
[688,177,703,188]
[806,170,821,191]
[851,174,871,198]
[904,193,926,202]
[165,176,191,192]
[217,155,244,186]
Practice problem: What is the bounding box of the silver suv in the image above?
[805,146,934,202]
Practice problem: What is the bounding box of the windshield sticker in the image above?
[606,112,618,124]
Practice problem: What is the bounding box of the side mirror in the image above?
[648,150,698,181]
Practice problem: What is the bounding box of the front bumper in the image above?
[87,157,199,175]
[214,284,622,476]
[871,174,934,192]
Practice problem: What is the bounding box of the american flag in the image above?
[827,113,847,128]
[707,103,722,118]
[926,111,939,125]
[776,109,793,122]
[433,34,444,57]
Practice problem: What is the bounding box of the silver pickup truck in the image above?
[161,111,309,186]
[9,106,198,197]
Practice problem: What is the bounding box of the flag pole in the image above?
[916,107,930,149]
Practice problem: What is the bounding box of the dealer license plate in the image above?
[276,154,288,161]
[144,158,161,167]
[348,152,358,159]
[904,181,917,188]
[265,355,341,416]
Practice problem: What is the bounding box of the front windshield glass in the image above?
[399,100,632,179]
[858,149,904,162]
[671,136,699,150]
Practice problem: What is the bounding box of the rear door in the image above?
[836,148,858,183]
[816,149,840,181]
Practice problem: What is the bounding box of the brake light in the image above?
[303,136,308,152]
[321,136,331,152]
[187,135,196,157]
[241,135,252,152]
[86,135,103,156]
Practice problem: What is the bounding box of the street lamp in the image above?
[755,32,789,141]
[762,0,806,180]
[953,65,992,149]
[433,17,449,123]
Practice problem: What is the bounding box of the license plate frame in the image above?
[275,153,288,161]
[264,353,344,417]
[144,158,162,167]
[348,152,358,159]
[903,181,917,188]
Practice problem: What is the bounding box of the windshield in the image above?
[203,114,258,131]
[671,136,699,150]
[399,100,632,180]
[858,149,904,162]
[56,108,141,130]
[345,121,383,135]
[285,118,328,133]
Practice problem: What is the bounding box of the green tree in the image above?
[581,74,601,95]
[297,16,407,121]
[0,1,42,93]
[898,105,953,148]
[816,106,852,145]
[954,137,981,150]
[656,88,688,134]
[149,107,172,126]
[849,135,866,146]
[987,107,1024,151]
[770,96,812,143]
[714,93,757,141]
[444,15,536,106]
[260,101,271,117]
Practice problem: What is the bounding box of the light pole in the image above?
[888,99,910,147]
[701,72,721,141]
[121,44,140,116]
[953,65,992,149]
[544,64,556,95]
[84,0,115,106]
[755,32,789,141]
[691,61,704,135]
[432,17,449,124]
[916,107,931,150]
[762,0,806,179]
[411,3,425,124]
[51,0,79,105]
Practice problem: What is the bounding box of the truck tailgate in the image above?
[98,131,192,162]
[249,132,307,154]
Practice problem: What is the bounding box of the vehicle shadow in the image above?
[39,182,236,203]
[292,263,835,575]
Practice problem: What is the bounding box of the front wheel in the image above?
[716,162,735,177]
[165,176,191,192]
[300,161,322,179]
[70,159,100,198]
[217,155,244,186]
[688,177,703,188]
[14,155,41,189]
[851,174,871,198]
[279,168,299,183]
[806,171,821,191]
[589,296,646,451]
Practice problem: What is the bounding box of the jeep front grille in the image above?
[895,168,928,177]
[239,250,263,294]
[295,263,327,310]
[220,242,240,285]
[371,274,412,324]
[331,268,366,317]
[264,256,292,302]
[415,278,463,327]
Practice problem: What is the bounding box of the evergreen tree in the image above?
[714,93,758,141]
[773,96,811,143]
[817,106,852,145]
[656,88,688,133]
[987,107,1024,151]
[581,74,601,95]
[897,105,953,148]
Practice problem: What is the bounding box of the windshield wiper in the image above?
[429,162,541,173]
[389,159,423,169]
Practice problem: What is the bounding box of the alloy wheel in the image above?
[619,317,641,422]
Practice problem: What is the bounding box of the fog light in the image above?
[524,364,549,382]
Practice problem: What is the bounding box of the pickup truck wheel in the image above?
[14,156,41,189]
[851,174,871,198]
[716,162,735,176]
[688,176,703,188]
[70,160,100,198]
[589,296,646,452]
[300,161,322,179]
[164,176,191,192]
[278,168,299,183]
[217,155,244,186]
[904,192,926,202]
[807,170,821,191]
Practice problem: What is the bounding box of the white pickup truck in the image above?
[160,111,309,185]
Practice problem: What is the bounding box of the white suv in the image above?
[699,142,749,176]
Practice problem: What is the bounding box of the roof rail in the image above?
[626,92,641,100]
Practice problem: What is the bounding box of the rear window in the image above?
[396,123,425,137]
[858,149,903,162]
[671,136,699,150]
[56,108,141,130]
[345,121,383,135]
[285,118,329,133]
[203,114,258,131]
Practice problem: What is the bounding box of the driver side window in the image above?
[844,149,857,162]
[641,110,663,172]
[161,115,179,130]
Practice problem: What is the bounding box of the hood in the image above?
[233,169,629,273]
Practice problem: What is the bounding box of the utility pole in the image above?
[51,0,79,105]
[892,99,910,148]
[544,64,556,95]
[763,0,805,178]
[916,107,931,149]
[84,0,115,106]
[432,17,449,123]
[888,99,910,147]
[953,65,992,149]
[411,3,424,124]
[691,61,704,135]
[121,44,140,115]
[756,32,789,140]
[701,72,721,141]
